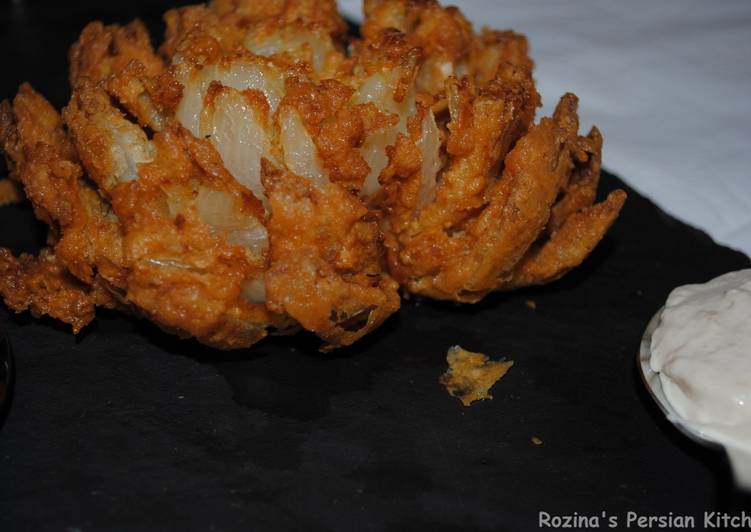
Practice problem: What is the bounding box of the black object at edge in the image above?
[0,330,14,429]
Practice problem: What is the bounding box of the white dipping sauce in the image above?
[650,269,751,449]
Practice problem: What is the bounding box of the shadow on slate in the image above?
[1,2,751,531]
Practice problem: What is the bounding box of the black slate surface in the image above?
[1,2,751,531]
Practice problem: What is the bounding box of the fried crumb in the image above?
[440,345,513,406]
[531,436,543,445]
[525,299,536,310]
[0,179,24,206]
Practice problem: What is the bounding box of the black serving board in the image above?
[1,2,750,531]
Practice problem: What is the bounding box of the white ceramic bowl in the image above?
[638,308,751,491]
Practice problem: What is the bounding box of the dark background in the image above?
[1,2,750,531]
[0,0,194,108]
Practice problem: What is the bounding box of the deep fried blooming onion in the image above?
[0,0,625,349]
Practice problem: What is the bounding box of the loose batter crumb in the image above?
[440,345,513,407]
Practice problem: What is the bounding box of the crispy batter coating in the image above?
[0,248,97,333]
[211,0,347,37]
[162,0,346,64]
[64,82,292,348]
[363,0,473,93]
[383,89,624,302]
[262,161,400,347]
[162,5,246,62]
[471,29,533,83]
[0,0,625,349]
[111,126,289,348]
[1,82,292,348]
[503,189,626,290]
[280,76,389,191]
[69,20,165,88]
[382,66,542,300]
[69,20,173,131]
[0,84,125,290]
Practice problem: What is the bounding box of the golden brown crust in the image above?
[262,161,400,348]
[382,87,624,301]
[69,20,165,88]
[280,76,385,191]
[68,20,171,132]
[2,82,289,348]
[163,6,244,62]
[548,126,603,234]
[503,189,627,289]
[0,84,125,291]
[0,248,96,333]
[106,62,177,131]
[382,66,540,299]
[211,0,347,38]
[105,125,290,349]
[162,0,346,63]
[362,0,473,63]
[1,83,77,167]
[471,29,533,83]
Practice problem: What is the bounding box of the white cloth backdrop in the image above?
[339,0,751,256]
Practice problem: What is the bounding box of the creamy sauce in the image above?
[650,269,751,449]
